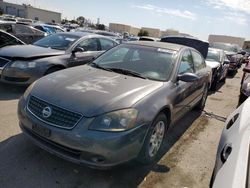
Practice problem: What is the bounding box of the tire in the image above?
[238,92,248,105]
[220,75,226,83]
[137,113,168,164]
[196,84,208,110]
[210,76,218,91]
[45,67,64,75]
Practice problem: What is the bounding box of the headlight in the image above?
[89,109,138,132]
[23,81,36,100]
[10,61,36,69]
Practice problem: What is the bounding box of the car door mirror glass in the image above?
[178,73,199,82]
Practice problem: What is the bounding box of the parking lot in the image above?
[0,67,243,188]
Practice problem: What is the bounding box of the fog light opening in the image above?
[221,144,232,163]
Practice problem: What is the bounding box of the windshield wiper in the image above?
[90,63,113,72]
[108,68,147,79]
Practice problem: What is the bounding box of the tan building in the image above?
[0,1,61,23]
[141,27,161,38]
[109,23,131,34]
[208,34,245,47]
[130,27,140,36]
[243,41,250,49]
[161,29,179,37]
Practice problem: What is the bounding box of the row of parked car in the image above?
[0,26,249,187]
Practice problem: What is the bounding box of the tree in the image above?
[77,16,85,27]
[96,24,105,30]
[138,29,149,37]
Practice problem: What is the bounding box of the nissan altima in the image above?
[0,32,117,85]
[18,41,210,168]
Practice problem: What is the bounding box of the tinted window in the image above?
[0,24,13,33]
[34,33,80,50]
[192,51,205,71]
[100,38,115,50]
[0,32,23,47]
[15,25,33,34]
[34,26,45,32]
[178,50,194,74]
[93,44,176,81]
[76,38,98,51]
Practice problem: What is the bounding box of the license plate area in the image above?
[32,124,51,138]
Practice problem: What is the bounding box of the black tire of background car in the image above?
[238,92,248,105]
[196,84,208,110]
[45,66,64,75]
[220,75,226,83]
[137,113,168,164]
[210,75,218,91]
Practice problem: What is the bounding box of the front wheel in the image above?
[137,113,168,164]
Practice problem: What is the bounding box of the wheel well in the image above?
[44,65,65,75]
[158,107,171,126]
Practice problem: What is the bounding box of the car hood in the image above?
[0,45,65,60]
[30,66,163,117]
[205,60,220,69]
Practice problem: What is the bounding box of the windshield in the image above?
[33,33,80,50]
[206,50,220,62]
[44,26,63,33]
[210,43,238,52]
[93,44,176,81]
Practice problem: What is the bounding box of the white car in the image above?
[206,48,229,91]
[211,97,250,187]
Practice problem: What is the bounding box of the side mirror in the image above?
[178,72,199,82]
[243,67,250,73]
[238,51,246,55]
[72,47,85,54]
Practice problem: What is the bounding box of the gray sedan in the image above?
[18,41,210,168]
[0,32,117,85]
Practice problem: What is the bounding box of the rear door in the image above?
[191,50,207,105]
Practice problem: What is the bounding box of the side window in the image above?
[15,25,33,34]
[0,24,13,33]
[191,51,205,71]
[34,26,45,32]
[99,38,115,50]
[178,50,194,74]
[32,28,44,35]
[76,38,98,51]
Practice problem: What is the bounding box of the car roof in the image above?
[126,41,187,51]
[55,32,96,37]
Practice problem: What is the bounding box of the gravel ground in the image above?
[0,69,243,188]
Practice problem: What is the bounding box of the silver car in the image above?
[211,97,250,187]
[0,32,117,85]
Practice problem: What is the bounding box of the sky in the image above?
[6,0,250,40]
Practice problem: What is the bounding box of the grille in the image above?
[28,96,82,129]
[0,57,10,67]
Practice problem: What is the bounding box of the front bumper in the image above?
[0,66,43,85]
[18,97,148,168]
[228,63,238,71]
